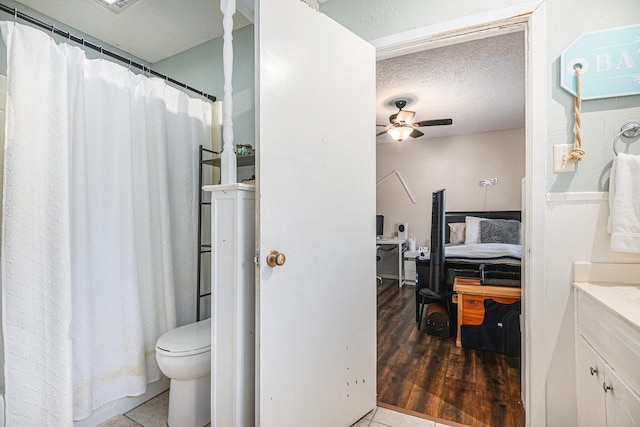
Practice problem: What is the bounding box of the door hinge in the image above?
[254,250,260,266]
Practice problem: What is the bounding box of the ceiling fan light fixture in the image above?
[388,126,413,142]
[396,109,415,124]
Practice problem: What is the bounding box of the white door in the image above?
[255,0,376,425]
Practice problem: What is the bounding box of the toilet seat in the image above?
[156,318,211,357]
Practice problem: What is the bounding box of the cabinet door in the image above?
[577,337,607,427]
[605,365,640,427]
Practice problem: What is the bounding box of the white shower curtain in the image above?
[0,22,212,424]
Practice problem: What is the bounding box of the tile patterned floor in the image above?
[354,407,453,427]
[100,391,454,427]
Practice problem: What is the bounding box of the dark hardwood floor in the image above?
[376,280,525,427]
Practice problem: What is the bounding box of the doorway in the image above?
[372,5,545,424]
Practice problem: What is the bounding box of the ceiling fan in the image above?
[377,100,452,142]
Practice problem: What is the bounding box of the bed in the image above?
[417,209,522,291]
[441,210,522,284]
[414,200,523,325]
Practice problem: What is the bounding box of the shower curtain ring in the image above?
[13,8,17,25]
[128,59,132,70]
[50,25,55,38]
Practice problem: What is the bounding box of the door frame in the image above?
[370,1,547,424]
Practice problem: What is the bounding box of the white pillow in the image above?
[465,216,489,245]
[448,222,466,244]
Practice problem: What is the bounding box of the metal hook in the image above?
[613,121,640,155]
[50,24,55,38]
[128,58,132,70]
[13,8,17,25]
[99,46,103,60]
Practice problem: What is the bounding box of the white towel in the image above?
[608,152,640,253]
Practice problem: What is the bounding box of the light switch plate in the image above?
[553,144,576,173]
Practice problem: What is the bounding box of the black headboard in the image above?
[444,210,521,244]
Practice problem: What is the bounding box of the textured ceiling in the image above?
[376,31,525,143]
[15,0,252,63]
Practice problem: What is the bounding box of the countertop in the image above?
[573,262,640,330]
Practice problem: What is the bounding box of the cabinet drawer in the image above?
[577,290,640,396]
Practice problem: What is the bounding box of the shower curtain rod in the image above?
[0,3,217,102]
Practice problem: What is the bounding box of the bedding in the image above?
[444,243,522,262]
[424,210,523,292]
[448,222,466,245]
[464,216,486,244]
[479,219,520,245]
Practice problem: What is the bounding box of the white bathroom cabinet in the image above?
[575,283,640,426]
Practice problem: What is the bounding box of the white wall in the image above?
[377,128,524,247]
[544,193,640,424]
[153,26,256,183]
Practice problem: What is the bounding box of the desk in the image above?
[453,278,521,347]
[376,238,406,287]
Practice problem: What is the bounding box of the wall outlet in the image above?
[553,144,575,173]
[478,178,499,187]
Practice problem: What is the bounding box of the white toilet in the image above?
[156,318,212,427]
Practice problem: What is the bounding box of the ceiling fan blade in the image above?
[410,129,424,138]
[396,110,415,123]
[376,130,388,137]
[414,118,453,127]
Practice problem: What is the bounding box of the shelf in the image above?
[202,153,255,168]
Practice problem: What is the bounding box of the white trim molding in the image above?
[370,1,543,60]
[376,170,417,204]
[546,191,608,203]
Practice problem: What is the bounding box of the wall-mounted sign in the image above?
[561,24,640,100]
